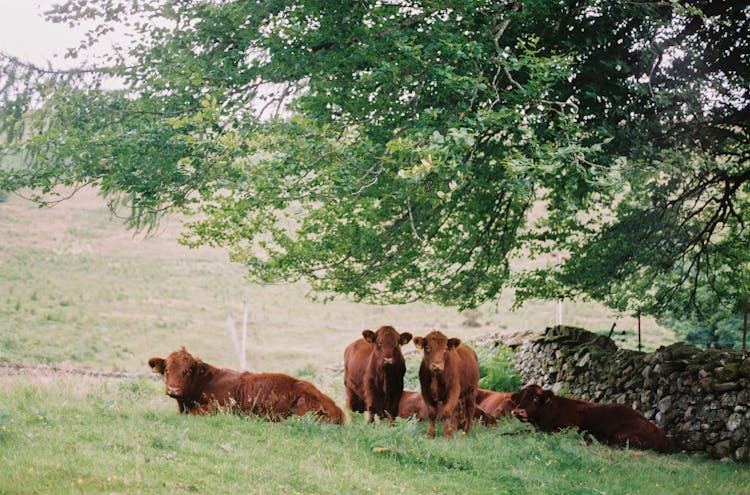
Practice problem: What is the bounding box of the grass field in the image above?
[2,375,749,495]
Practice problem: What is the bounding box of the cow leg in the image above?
[463,398,475,434]
[346,389,365,413]
[427,417,437,438]
[437,404,454,439]
[366,404,379,423]
[426,404,438,438]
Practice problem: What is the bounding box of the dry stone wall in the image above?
[507,326,750,462]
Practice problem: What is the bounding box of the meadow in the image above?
[7,188,745,495]
[2,375,749,495]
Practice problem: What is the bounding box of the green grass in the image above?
[1,376,747,495]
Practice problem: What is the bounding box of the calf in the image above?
[512,384,672,452]
[343,326,412,422]
[148,347,345,424]
[413,331,479,438]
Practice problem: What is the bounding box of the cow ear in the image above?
[193,361,207,376]
[362,330,376,343]
[511,392,521,403]
[541,390,554,404]
[148,358,165,375]
[447,338,461,350]
[413,337,424,349]
[399,332,413,345]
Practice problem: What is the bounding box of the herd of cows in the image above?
[148,325,673,453]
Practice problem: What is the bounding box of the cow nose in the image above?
[429,363,444,372]
[167,386,182,397]
[382,357,394,366]
[512,409,526,421]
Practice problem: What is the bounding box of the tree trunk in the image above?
[743,295,748,355]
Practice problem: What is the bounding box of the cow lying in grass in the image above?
[512,384,672,452]
[148,347,345,424]
[398,388,517,426]
[476,389,519,422]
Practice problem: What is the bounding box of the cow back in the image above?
[398,390,429,420]
[239,373,345,424]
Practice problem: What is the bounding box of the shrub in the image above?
[476,344,521,392]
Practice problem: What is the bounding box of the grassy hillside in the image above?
[2,375,748,495]
[0,187,671,378]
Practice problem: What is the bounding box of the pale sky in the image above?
[0,1,100,66]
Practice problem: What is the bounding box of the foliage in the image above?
[0,1,748,327]
[660,310,745,350]
[476,343,521,392]
[513,1,750,328]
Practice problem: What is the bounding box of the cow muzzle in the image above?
[382,357,394,366]
[512,409,528,422]
[429,363,444,373]
[167,386,182,398]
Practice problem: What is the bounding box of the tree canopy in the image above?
[1,1,748,340]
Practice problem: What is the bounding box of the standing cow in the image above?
[343,325,412,422]
[148,347,345,424]
[413,331,479,438]
[512,384,673,452]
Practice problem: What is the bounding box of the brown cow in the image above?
[398,389,504,426]
[398,390,429,420]
[413,331,479,438]
[148,347,345,424]
[476,388,519,422]
[343,326,412,422]
[512,384,672,452]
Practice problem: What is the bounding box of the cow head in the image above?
[511,384,553,423]
[413,330,461,374]
[148,347,208,400]
[362,325,412,367]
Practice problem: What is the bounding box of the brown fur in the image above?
[148,347,345,424]
[512,384,672,453]
[398,388,517,426]
[397,390,429,420]
[343,326,412,422]
[476,388,519,421]
[413,331,479,438]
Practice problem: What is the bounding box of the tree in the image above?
[0,0,602,308]
[0,1,748,327]
[510,1,749,336]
